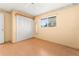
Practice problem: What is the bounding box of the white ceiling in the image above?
[0,3,72,16]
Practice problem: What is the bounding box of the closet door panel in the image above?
[16,16,34,42]
[16,16,23,41]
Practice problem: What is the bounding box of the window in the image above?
[40,16,56,28]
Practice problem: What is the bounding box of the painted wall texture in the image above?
[34,5,79,49]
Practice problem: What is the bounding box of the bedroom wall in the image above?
[4,12,12,42]
[34,5,79,49]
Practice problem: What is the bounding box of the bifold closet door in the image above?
[0,13,4,43]
[16,16,34,42]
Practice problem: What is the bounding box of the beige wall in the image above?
[75,5,79,48]
[4,12,12,42]
[34,5,79,49]
[12,10,34,19]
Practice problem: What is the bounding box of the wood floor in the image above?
[0,38,79,56]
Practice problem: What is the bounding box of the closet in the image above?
[16,15,34,42]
